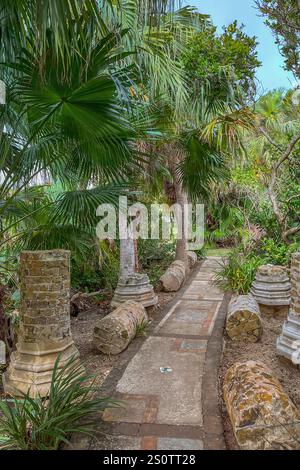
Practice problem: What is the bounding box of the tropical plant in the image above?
[214,248,262,294]
[0,355,119,450]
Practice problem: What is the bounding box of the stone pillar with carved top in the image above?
[112,238,157,308]
[3,250,80,397]
[277,252,300,365]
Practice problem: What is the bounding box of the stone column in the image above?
[250,264,291,317]
[112,237,157,309]
[277,253,300,364]
[3,250,80,397]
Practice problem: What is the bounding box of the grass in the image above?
[135,319,150,338]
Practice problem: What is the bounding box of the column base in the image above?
[111,273,158,309]
[3,340,81,398]
[277,311,300,365]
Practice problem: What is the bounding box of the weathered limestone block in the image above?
[226,295,262,343]
[159,260,186,292]
[93,301,148,355]
[277,253,300,363]
[187,251,197,268]
[224,361,300,450]
[111,273,157,308]
[251,264,291,317]
[3,250,80,398]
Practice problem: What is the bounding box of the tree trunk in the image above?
[259,128,300,244]
[169,165,189,270]
[268,174,300,244]
[0,286,5,344]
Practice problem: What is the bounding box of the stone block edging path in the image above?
[72,257,230,451]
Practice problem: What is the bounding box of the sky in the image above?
[190,0,295,92]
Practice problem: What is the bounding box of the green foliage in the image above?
[258,238,298,265]
[138,239,175,285]
[180,136,228,199]
[182,20,261,96]
[205,201,246,248]
[100,255,120,291]
[135,319,150,337]
[215,237,299,295]
[0,356,119,450]
[71,241,120,292]
[71,261,103,293]
[214,249,262,295]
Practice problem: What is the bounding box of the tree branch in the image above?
[275,132,300,170]
[283,225,300,241]
[70,290,108,303]
[257,125,283,151]
[285,193,300,204]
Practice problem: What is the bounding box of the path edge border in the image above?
[202,288,231,450]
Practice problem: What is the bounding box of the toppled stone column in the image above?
[159,260,186,292]
[187,251,197,268]
[226,294,262,343]
[93,301,148,355]
[251,264,291,317]
[3,250,80,398]
[277,253,300,364]
[224,361,300,450]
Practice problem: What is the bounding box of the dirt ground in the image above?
[0,289,176,398]
[71,290,177,390]
[220,313,300,450]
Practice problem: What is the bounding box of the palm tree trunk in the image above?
[169,165,189,269]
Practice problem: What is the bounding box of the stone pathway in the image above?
[77,257,229,450]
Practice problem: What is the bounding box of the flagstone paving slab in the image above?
[157,300,221,336]
[156,437,204,450]
[90,435,141,451]
[112,336,204,426]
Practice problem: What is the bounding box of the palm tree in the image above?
[0,0,196,307]
[0,0,254,301]
[0,1,147,250]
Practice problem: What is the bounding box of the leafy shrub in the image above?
[194,246,206,259]
[214,249,262,294]
[71,259,103,292]
[215,238,299,295]
[259,238,298,266]
[100,255,119,290]
[0,356,118,450]
[71,244,119,292]
[138,239,175,285]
